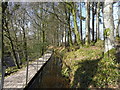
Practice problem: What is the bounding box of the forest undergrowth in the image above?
[55,40,119,88]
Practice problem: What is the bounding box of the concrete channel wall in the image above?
[24,50,54,89]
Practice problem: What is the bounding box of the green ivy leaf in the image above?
[104,28,111,37]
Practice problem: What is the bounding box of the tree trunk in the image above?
[22,26,28,62]
[92,2,95,42]
[116,19,120,37]
[80,3,83,44]
[64,5,67,47]
[85,2,90,45]
[62,32,64,45]
[64,24,67,47]
[68,10,73,46]
[67,26,72,47]
[42,28,45,55]
[57,27,59,46]
[96,2,100,41]
[74,33,77,44]
[72,2,81,46]
[53,32,55,46]
[104,0,115,53]
[67,30,70,46]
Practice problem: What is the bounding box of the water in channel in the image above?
[38,56,70,88]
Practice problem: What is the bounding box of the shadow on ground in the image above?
[115,46,120,63]
[116,52,120,64]
[115,39,120,63]
[72,57,103,88]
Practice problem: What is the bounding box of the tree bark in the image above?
[68,9,73,46]
[92,2,95,42]
[72,2,81,46]
[96,2,100,41]
[85,2,90,45]
[116,19,120,37]
[80,3,83,44]
[42,24,45,55]
[22,26,28,62]
[104,0,115,53]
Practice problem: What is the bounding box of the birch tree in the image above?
[104,0,115,52]
[116,19,120,37]
[116,3,120,38]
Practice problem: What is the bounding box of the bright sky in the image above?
[77,2,119,40]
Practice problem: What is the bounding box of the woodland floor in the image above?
[55,40,119,88]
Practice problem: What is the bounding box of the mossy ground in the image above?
[55,40,119,88]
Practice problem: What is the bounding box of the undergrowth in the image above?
[59,40,119,88]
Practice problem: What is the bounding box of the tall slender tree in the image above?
[96,2,100,41]
[116,19,120,37]
[71,2,81,46]
[85,2,90,45]
[92,2,95,42]
[68,7,73,46]
[80,3,83,44]
[104,0,115,52]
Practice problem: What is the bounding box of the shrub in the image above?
[95,40,104,48]
[93,49,119,88]
[61,45,119,88]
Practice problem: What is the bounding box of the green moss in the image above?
[6,66,19,75]
[116,36,120,41]
[61,66,70,78]
[95,40,104,48]
[60,45,119,88]
[93,49,119,88]
[104,28,111,37]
